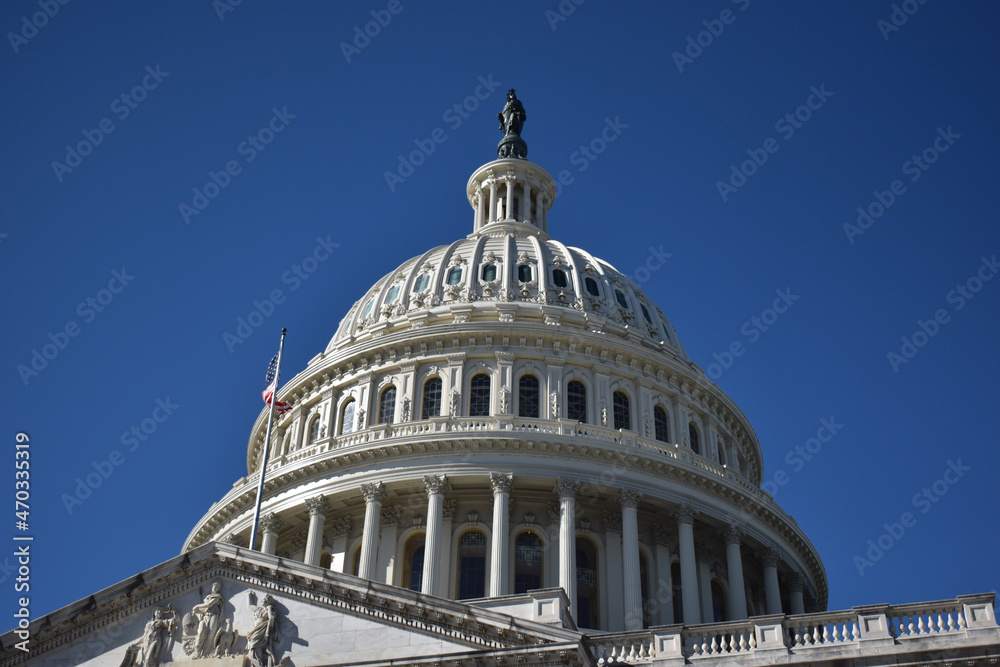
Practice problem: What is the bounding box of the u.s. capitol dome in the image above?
[184,90,827,632]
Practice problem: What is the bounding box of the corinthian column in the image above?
[762,546,783,615]
[675,504,701,625]
[358,482,387,580]
[554,478,581,616]
[259,512,283,555]
[620,488,644,630]
[489,472,513,597]
[422,475,450,595]
[303,495,330,567]
[724,523,748,620]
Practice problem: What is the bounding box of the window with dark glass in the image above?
[319,552,332,569]
[672,562,683,623]
[421,377,442,419]
[469,373,491,417]
[457,530,487,599]
[378,386,396,424]
[640,552,651,628]
[414,274,430,293]
[481,263,497,282]
[654,405,669,442]
[514,531,543,593]
[447,267,463,286]
[613,390,630,430]
[552,269,568,288]
[711,581,727,622]
[585,277,600,296]
[576,538,600,629]
[567,380,587,422]
[518,374,540,418]
[340,400,356,435]
[689,423,700,455]
[402,533,425,592]
[640,303,653,324]
[518,264,532,282]
[615,289,629,309]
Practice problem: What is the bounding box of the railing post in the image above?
[652,624,686,667]
[854,604,895,647]
[753,614,790,659]
[958,593,999,638]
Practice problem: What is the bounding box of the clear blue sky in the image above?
[1,1,997,624]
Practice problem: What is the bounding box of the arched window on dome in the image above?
[576,537,600,629]
[385,284,401,305]
[469,373,491,417]
[585,277,600,297]
[319,551,332,569]
[514,531,543,593]
[517,264,533,283]
[689,422,700,455]
[361,297,374,319]
[414,274,430,293]
[671,562,684,623]
[654,405,670,443]
[518,374,540,418]
[421,377,442,419]
[639,551,651,628]
[339,399,356,435]
[401,533,425,592]
[711,580,728,622]
[552,268,568,288]
[640,302,653,325]
[308,416,321,443]
[446,267,463,286]
[457,529,487,599]
[717,439,727,466]
[481,263,497,282]
[613,390,631,430]
[378,386,396,424]
[567,380,587,422]
[614,288,629,310]
[351,544,362,576]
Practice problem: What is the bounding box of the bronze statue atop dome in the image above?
[497,89,528,159]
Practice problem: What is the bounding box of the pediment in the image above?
[0,544,586,667]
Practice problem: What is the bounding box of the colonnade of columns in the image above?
[474,173,549,231]
[246,475,803,629]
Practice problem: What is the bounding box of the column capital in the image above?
[554,477,581,499]
[787,571,805,593]
[442,499,458,519]
[305,494,330,517]
[381,505,403,526]
[361,482,388,504]
[724,522,746,546]
[331,516,353,537]
[760,546,781,569]
[602,509,622,533]
[490,472,514,495]
[223,532,247,548]
[424,474,451,495]
[673,504,697,525]
[618,488,643,509]
[259,512,284,535]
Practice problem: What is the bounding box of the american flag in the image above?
[262,353,291,414]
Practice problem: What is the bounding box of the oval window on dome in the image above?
[361,298,374,318]
[447,267,463,286]
[552,269,568,288]
[414,274,430,293]
[518,264,532,282]
[614,289,629,309]
[385,285,401,305]
[640,303,653,324]
[481,263,497,282]
[585,277,600,296]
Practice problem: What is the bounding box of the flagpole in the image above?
[250,327,287,551]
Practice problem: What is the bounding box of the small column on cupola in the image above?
[466,89,558,237]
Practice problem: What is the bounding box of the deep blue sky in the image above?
[2,1,997,624]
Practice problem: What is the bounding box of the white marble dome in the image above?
[185,144,827,633]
